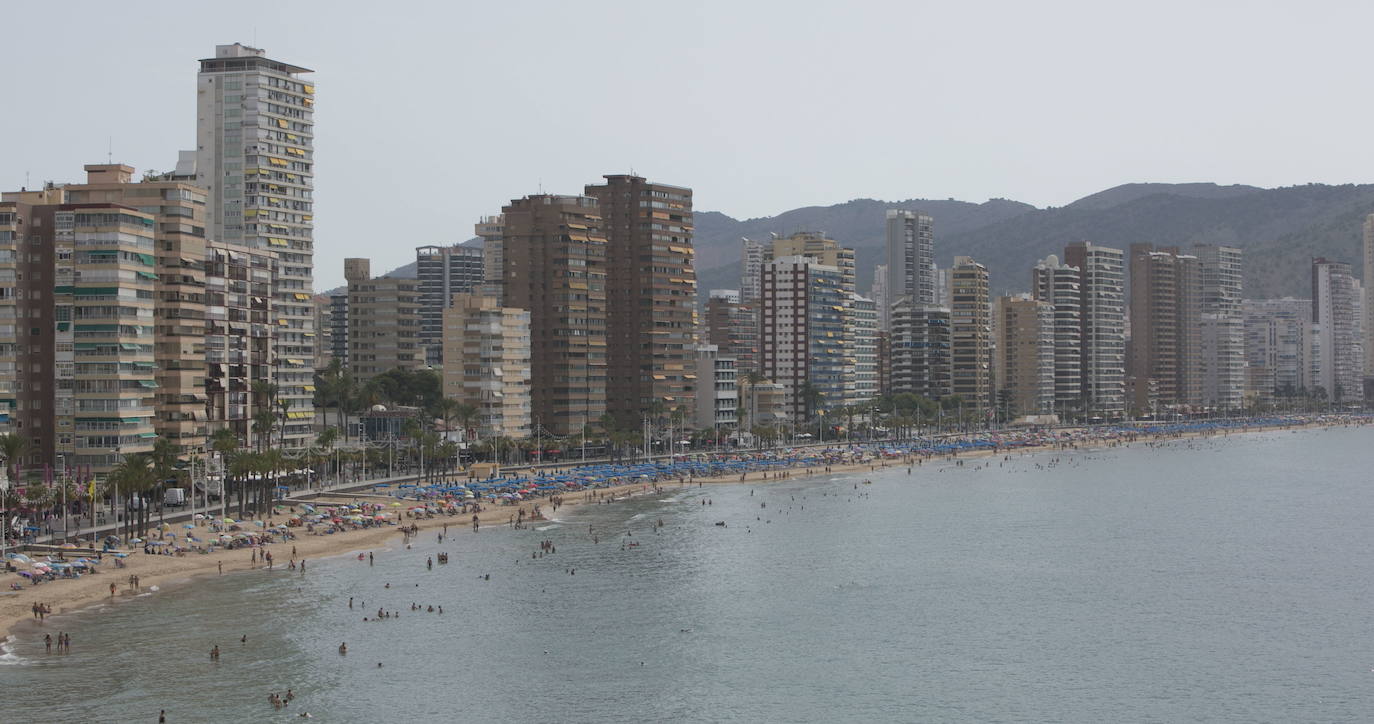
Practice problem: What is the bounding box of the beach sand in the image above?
[0,419,1339,642]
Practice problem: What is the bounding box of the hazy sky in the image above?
[4,0,1372,289]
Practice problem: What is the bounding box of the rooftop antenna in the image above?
[108,136,113,164]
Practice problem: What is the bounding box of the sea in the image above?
[3,424,1372,723]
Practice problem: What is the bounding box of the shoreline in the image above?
[0,417,1358,645]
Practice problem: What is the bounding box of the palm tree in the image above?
[149,438,179,528]
[111,454,156,539]
[316,427,340,484]
[276,398,293,450]
[0,432,30,485]
[252,410,277,454]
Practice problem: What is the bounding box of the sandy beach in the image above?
[0,417,1353,643]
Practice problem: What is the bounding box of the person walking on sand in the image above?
[110,582,117,597]
[44,634,51,653]
[159,710,166,723]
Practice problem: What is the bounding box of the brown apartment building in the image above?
[584,175,697,429]
[344,258,423,386]
[1128,244,1201,412]
[500,195,607,436]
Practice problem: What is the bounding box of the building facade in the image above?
[585,175,696,430]
[415,244,483,365]
[1311,258,1363,402]
[1195,245,1245,411]
[440,293,531,440]
[61,165,209,454]
[885,209,935,309]
[1243,298,1313,399]
[845,294,879,405]
[995,295,1055,419]
[950,257,992,412]
[500,194,608,436]
[344,258,423,385]
[693,345,738,432]
[1031,254,1083,416]
[705,289,758,377]
[195,43,316,447]
[889,298,952,402]
[1065,242,1126,419]
[760,256,846,424]
[1128,244,1201,412]
[204,240,277,447]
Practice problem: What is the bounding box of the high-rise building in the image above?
[441,293,531,440]
[500,194,607,436]
[60,165,209,453]
[760,256,846,423]
[344,258,423,385]
[0,189,159,476]
[844,294,879,405]
[1364,215,1374,379]
[204,240,277,447]
[694,345,738,433]
[585,175,696,429]
[996,295,1055,419]
[1195,245,1245,411]
[870,264,890,332]
[889,299,952,402]
[885,210,935,308]
[415,244,484,365]
[1031,255,1082,415]
[950,257,992,411]
[705,290,758,376]
[1128,244,1201,412]
[1243,298,1313,400]
[1311,258,1364,402]
[476,215,505,301]
[328,293,348,367]
[741,238,766,304]
[770,231,856,295]
[312,294,333,370]
[1064,242,1126,419]
[196,43,317,447]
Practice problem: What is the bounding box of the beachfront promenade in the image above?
[21,413,1358,549]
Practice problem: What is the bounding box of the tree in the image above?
[150,438,180,528]
[252,410,278,454]
[0,433,31,485]
[316,427,340,483]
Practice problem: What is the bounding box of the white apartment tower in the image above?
[1364,214,1374,379]
[1065,242,1126,418]
[1312,258,1363,403]
[1195,245,1245,411]
[885,210,935,307]
[741,237,766,304]
[196,43,316,447]
[1031,255,1083,415]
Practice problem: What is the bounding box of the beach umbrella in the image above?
[193,513,205,520]
[130,538,144,544]
[223,518,235,524]
[6,553,32,563]
[183,524,196,529]
[59,543,77,549]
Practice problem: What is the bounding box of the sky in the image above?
[3,0,1373,290]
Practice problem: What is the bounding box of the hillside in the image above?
[695,182,1374,299]
[353,183,1374,301]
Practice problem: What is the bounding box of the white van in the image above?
[163,488,187,507]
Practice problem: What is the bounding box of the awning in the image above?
[136,253,155,266]
[303,385,316,392]
[138,380,158,388]
[136,271,158,280]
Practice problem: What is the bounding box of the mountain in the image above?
[694,183,1374,300]
[353,183,1374,301]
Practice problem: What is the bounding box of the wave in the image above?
[0,640,26,666]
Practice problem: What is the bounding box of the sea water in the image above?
[4,425,1373,723]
